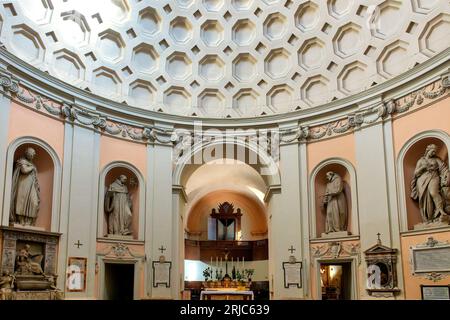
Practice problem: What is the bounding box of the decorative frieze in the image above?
[311,241,361,264]
[96,242,145,260]
[0,69,448,144]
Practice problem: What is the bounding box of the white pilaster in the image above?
[0,93,11,223]
[299,142,310,297]
[270,124,303,299]
[382,118,405,299]
[56,122,74,292]
[64,126,100,299]
[172,186,186,299]
[355,122,392,249]
[147,141,174,299]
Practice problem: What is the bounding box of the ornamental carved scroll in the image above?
[311,241,361,264]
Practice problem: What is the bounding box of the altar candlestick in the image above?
[242,257,244,269]
[216,256,218,268]
[210,256,212,267]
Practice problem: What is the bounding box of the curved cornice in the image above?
[1,47,449,129]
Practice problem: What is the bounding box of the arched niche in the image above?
[98,162,145,241]
[309,158,358,239]
[185,189,268,241]
[3,137,61,232]
[397,130,450,231]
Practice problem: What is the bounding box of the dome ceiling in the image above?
[0,0,449,118]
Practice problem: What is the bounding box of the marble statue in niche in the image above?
[321,171,348,237]
[411,144,450,227]
[9,147,40,226]
[105,175,132,236]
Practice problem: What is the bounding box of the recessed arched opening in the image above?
[12,144,54,231]
[175,138,280,301]
[3,137,62,233]
[314,163,352,237]
[98,161,145,241]
[309,158,359,239]
[402,136,448,230]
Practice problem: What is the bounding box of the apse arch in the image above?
[98,161,146,240]
[309,157,359,238]
[2,136,62,232]
[396,129,450,231]
[173,136,281,188]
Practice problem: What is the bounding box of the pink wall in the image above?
[307,133,356,174]
[8,102,64,160]
[7,102,64,231]
[393,96,450,156]
[99,136,147,176]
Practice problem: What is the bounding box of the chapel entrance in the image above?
[320,262,352,300]
[104,263,134,300]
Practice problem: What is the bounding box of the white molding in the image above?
[96,256,143,300]
[144,144,155,297]
[0,48,448,127]
[313,255,360,300]
[400,226,450,237]
[309,157,359,239]
[310,235,360,243]
[396,130,450,232]
[57,122,74,292]
[172,136,281,187]
[97,161,146,241]
[2,136,62,232]
[0,94,11,224]
[299,143,310,296]
[172,185,188,204]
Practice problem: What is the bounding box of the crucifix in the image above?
[74,240,83,249]
[288,245,296,254]
[158,245,166,254]
[376,232,382,244]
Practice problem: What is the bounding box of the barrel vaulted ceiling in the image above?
[0,0,449,118]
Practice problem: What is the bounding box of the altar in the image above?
[200,289,254,300]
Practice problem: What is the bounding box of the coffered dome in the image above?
[0,0,449,118]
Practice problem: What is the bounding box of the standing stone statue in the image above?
[0,273,14,300]
[104,175,132,236]
[410,144,450,223]
[322,171,348,234]
[9,147,40,226]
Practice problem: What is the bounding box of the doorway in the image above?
[104,263,135,300]
[319,262,352,300]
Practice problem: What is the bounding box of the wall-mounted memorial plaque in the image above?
[410,237,450,274]
[66,257,87,292]
[152,256,171,288]
[282,256,302,288]
[421,285,450,300]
